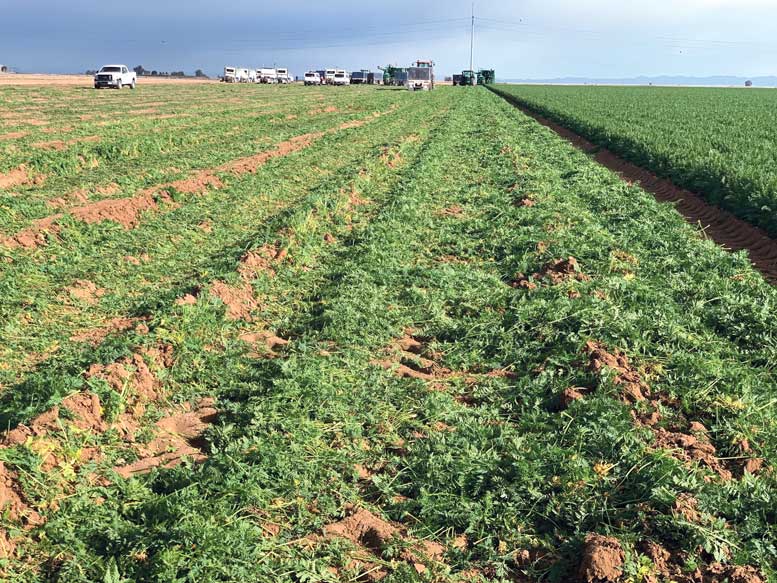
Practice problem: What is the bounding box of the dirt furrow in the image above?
[0,109,396,250]
[493,90,777,285]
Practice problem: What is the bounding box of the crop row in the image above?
[491,84,777,239]
[0,86,775,582]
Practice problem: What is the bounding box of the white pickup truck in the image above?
[94,65,136,89]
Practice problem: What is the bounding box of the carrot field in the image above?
[0,83,775,583]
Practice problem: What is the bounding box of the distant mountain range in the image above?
[500,75,777,87]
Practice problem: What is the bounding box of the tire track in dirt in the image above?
[0,108,397,250]
[492,89,777,285]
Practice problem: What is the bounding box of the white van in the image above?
[276,68,291,84]
[324,69,336,85]
[304,71,322,85]
[333,70,350,86]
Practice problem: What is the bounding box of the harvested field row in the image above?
[491,88,777,285]
[0,85,774,583]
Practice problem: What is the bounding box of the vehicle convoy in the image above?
[406,60,434,91]
[332,70,350,86]
[304,71,322,85]
[94,64,136,89]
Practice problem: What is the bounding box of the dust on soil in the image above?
[578,533,624,583]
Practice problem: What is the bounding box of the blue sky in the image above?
[1,0,774,78]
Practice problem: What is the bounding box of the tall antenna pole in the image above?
[469,3,475,72]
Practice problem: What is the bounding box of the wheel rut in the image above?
[493,89,777,285]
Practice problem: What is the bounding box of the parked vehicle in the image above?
[276,68,292,84]
[452,74,464,86]
[406,60,434,91]
[94,64,136,89]
[258,68,278,84]
[324,69,337,85]
[246,69,258,83]
[350,70,370,85]
[332,70,350,86]
[304,71,322,85]
[235,68,251,83]
[223,67,238,83]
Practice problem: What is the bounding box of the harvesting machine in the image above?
[406,60,435,91]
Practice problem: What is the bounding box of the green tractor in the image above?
[461,70,476,86]
[478,69,495,85]
[378,65,408,87]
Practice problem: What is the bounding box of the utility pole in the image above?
[469,3,475,73]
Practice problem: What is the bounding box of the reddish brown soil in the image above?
[48,189,90,210]
[0,215,62,249]
[437,205,465,217]
[0,462,43,558]
[320,507,444,578]
[167,173,223,195]
[175,293,198,306]
[70,190,169,229]
[210,281,259,321]
[1,113,394,250]
[655,428,732,481]
[585,341,650,403]
[640,541,764,583]
[578,533,624,583]
[113,398,218,478]
[0,131,28,141]
[0,165,41,189]
[374,332,452,381]
[238,331,289,357]
[67,279,105,305]
[508,100,777,285]
[70,317,137,345]
[513,257,590,290]
[308,106,339,115]
[238,244,286,279]
[218,132,325,175]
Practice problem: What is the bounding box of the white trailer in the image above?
[324,69,336,85]
[223,66,238,83]
[258,68,278,84]
[276,68,292,84]
[235,68,251,83]
[246,69,258,83]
